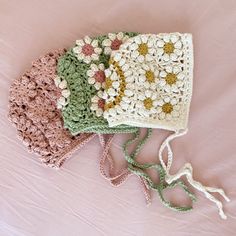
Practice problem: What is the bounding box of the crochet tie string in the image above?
[158,129,230,219]
[122,128,197,212]
[98,134,151,204]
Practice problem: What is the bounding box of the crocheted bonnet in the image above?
[8,50,95,168]
[103,33,229,219]
[56,32,139,135]
[103,33,192,130]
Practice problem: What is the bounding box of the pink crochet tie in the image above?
[98,134,151,204]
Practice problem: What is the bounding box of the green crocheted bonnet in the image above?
[57,32,138,135]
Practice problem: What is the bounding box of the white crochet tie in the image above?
[158,129,230,219]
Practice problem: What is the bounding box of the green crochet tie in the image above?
[123,128,197,212]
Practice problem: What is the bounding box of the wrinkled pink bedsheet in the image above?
[1,0,236,235]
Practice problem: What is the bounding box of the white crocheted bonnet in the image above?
[103,33,193,131]
[103,33,230,220]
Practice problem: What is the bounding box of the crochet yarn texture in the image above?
[57,32,139,134]
[8,50,95,168]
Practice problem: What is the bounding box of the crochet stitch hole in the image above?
[163,42,174,54]
[162,103,173,114]
[138,43,148,56]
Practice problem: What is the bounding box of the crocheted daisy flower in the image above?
[156,97,180,120]
[156,34,182,61]
[129,35,155,63]
[87,63,106,90]
[73,36,102,64]
[136,90,158,116]
[138,64,159,89]
[90,91,105,117]
[54,76,70,109]
[102,32,129,55]
[159,65,185,92]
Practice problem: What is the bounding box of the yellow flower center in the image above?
[165,73,177,85]
[138,43,148,56]
[162,103,173,114]
[105,58,127,111]
[105,77,112,90]
[144,98,153,110]
[163,42,174,54]
[145,70,155,83]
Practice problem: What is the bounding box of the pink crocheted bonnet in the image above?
[8,49,95,168]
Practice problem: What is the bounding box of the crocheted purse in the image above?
[8,49,95,168]
[56,32,139,134]
[103,33,230,219]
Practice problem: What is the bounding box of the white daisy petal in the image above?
[165,66,172,73]
[108,33,116,41]
[88,77,95,85]
[170,34,178,43]
[141,35,148,43]
[102,39,112,47]
[114,53,122,62]
[156,40,165,47]
[137,55,144,63]
[62,89,70,98]
[170,53,178,61]
[94,47,102,54]
[91,54,99,61]
[75,39,84,46]
[134,36,141,44]
[94,83,101,90]
[77,53,85,60]
[96,108,103,117]
[177,72,185,80]
[130,43,138,51]
[174,49,182,56]
[117,32,124,40]
[156,48,164,55]
[174,41,182,49]
[160,71,167,77]
[104,47,112,55]
[163,34,170,42]
[59,80,67,89]
[163,54,170,61]
[84,36,92,44]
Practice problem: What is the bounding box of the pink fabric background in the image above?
[1,0,236,235]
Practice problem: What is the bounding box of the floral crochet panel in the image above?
[103,33,193,131]
[57,32,139,135]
